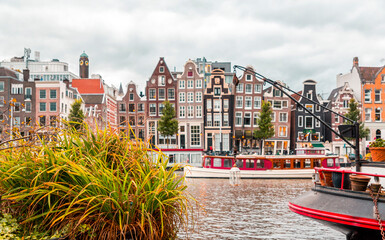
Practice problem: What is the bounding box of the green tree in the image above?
[344,98,369,139]
[253,101,275,154]
[68,99,85,131]
[157,101,178,148]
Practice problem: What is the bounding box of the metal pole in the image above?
[10,101,13,140]
[355,122,361,172]
[220,94,222,153]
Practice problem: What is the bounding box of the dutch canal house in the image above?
[233,65,264,154]
[263,81,291,155]
[176,60,204,150]
[204,69,235,154]
[0,68,36,142]
[290,79,326,152]
[116,81,146,140]
[145,57,178,147]
[325,82,359,156]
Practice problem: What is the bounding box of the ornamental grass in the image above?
[0,123,195,239]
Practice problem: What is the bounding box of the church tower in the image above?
[79,51,89,78]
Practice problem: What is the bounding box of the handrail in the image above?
[315,167,385,178]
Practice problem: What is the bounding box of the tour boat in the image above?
[289,162,385,240]
[184,154,341,179]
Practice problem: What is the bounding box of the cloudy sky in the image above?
[1,0,385,97]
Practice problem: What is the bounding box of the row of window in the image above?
[119,103,144,112]
[236,83,262,94]
[365,108,382,121]
[119,115,145,126]
[39,102,58,112]
[365,89,384,103]
[298,116,321,129]
[149,103,175,116]
[149,88,175,100]
[179,106,203,118]
[235,96,262,109]
[179,79,203,89]
[39,89,57,99]
[0,115,32,126]
[179,92,202,103]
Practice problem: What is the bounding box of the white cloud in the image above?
[1,0,385,96]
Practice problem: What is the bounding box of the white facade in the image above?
[336,66,361,100]
[0,53,78,82]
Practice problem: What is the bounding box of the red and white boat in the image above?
[184,154,341,179]
[289,162,385,240]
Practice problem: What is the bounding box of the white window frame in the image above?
[236,96,243,108]
[179,80,185,89]
[254,84,261,93]
[179,106,185,118]
[244,112,251,127]
[196,79,202,88]
[235,112,242,126]
[279,112,288,122]
[187,92,194,103]
[196,106,202,118]
[245,84,252,94]
[305,116,313,129]
[253,112,260,126]
[298,116,303,127]
[245,96,252,109]
[278,126,287,137]
[179,92,185,103]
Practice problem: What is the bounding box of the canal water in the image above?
[179,178,345,239]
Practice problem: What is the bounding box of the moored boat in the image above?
[184,154,341,179]
[289,163,385,240]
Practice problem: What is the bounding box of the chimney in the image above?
[63,79,70,88]
[23,69,30,81]
[353,57,359,67]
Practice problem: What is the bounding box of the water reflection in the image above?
[179,178,344,239]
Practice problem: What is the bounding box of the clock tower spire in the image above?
[79,51,89,78]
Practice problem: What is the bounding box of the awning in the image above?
[311,143,324,148]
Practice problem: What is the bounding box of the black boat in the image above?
[289,163,385,240]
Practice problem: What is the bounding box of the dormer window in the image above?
[159,66,164,73]
[246,74,252,81]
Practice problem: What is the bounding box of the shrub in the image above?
[0,124,194,239]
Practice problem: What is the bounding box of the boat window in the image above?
[205,158,211,167]
[327,158,334,167]
[236,159,243,168]
[246,160,254,168]
[273,160,281,169]
[305,159,311,168]
[294,159,301,168]
[213,158,222,167]
[224,158,232,168]
[256,160,265,168]
[285,160,291,168]
[314,159,321,167]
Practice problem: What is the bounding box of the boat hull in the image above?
[289,186,385,239]
[184,166,314,179]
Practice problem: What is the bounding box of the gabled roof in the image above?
[327,86,343,101]
[358,66,381,82]
[0,67,19,79]
[72,78,104,94]
[81,94,104,104]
